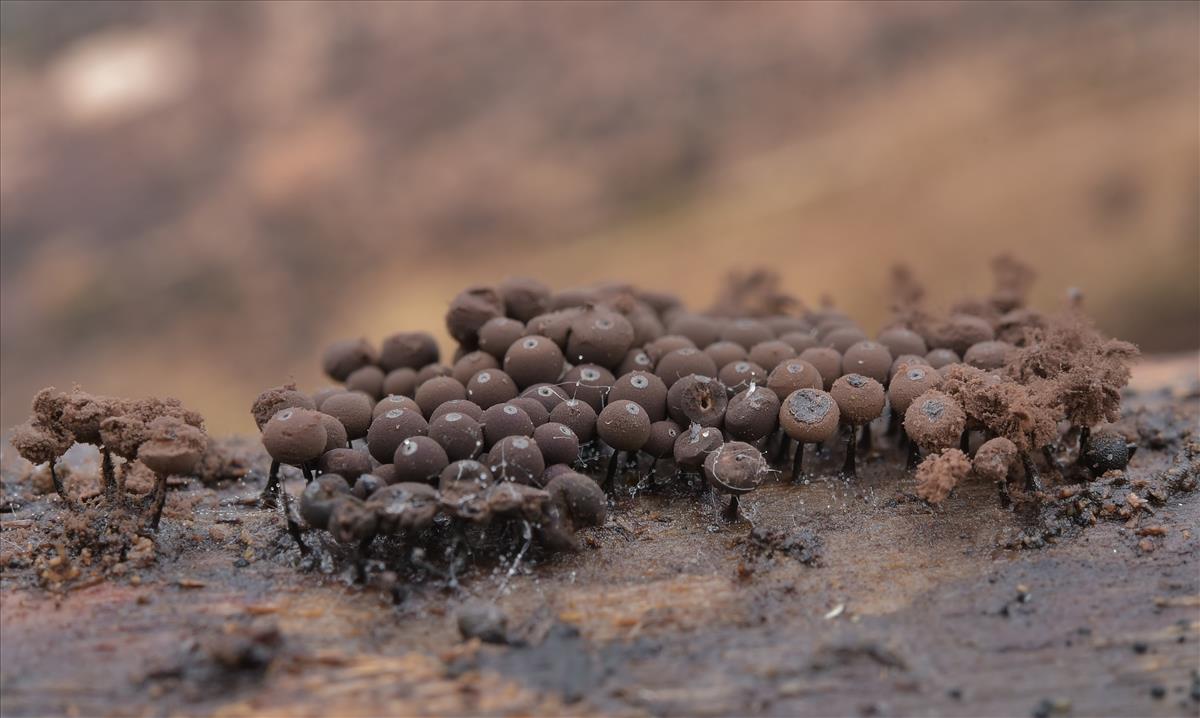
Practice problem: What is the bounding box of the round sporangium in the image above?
[533,422,581,467]
[466,369,519,409]
[721,319,773,350]
[263,408,327,467]
[452,351,500,385]
[673,424,724,469]
[766,358,823,402]
[318,448,373,482]
[1082,430,1133,475]
[799,347,842,390]
[445,286,505,348]
[963,340,1014,371]
[383,368,418,398]
[704,341,749,371]
[704,441,766,520]
[719,361,767,395]
[748,340,796,372]
[430,399,483,423]
[520,383,569,412]
[667,374,728,428]
[373,394,422,420]
[345,365,385,400]
[415,376,468,417]
[904,389,967,455]
[830,373,885,475]
[567,309,635,370]
[480,402,535,448]
[824,326,868,354]
[548,399,597,443]
[428,411,484,461]
[778,331,820,354]
[415,362,453,386]
[644,335,697,366]
[478,317,527,360]
[925,348,961,369]
[503,335,565,389]
[643,419,682,461]
[841,341,893,385]
[876,327,927,358]
[509,396,549,426]
[597,400,651,452]
[667,314,721,349]
[725,385,780,443]
[498,276,551,323]
[322,338,378,382]
[380,332,439,372]
[393,436,450,484]
[888,365,941,416]
[617,348,655,377]
[486,435,546,485]
[561,364,613,412]
[320,391,374,440]
[251,384,316,431]
[299,474,353,530]
[607,371,668,422]
[366,407,429,464]
[656,348,718,387]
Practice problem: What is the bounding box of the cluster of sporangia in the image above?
[249,260,1141,571]
[11,387,208,530]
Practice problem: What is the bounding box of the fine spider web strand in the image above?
[550,377,615,405]
[492,520,532,601]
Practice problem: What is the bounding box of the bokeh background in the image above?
[2,1,1197,434]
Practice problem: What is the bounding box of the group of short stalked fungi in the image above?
[250,259,1139,574]
[11,387,208,530]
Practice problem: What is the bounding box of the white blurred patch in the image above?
[52,31,192,126]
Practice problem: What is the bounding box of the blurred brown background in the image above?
[1,1,1197,434]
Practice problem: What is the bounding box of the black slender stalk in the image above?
[960,430,971,453]
[1042,445,1062,474]
[116,462,128,508]
[723,495,740,522]
[771,427,789,464]
[906,441,920,470]
[280,487,309,555]
[49,462,69,504]
[1021,453,1042,493]
[355,535,375,583]
[604,450,621,493]
[101,448,117,506]
[997,480,1012,509]
[1076,426,1091,465]
[841,425,858,476]
[149,472,168,530]
[791,441,805,481]
[301,463,314,483]
[259,460,281,507]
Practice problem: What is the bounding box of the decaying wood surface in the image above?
[1,355,1197,717]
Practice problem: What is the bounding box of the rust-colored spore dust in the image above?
[2,257,1197,717]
